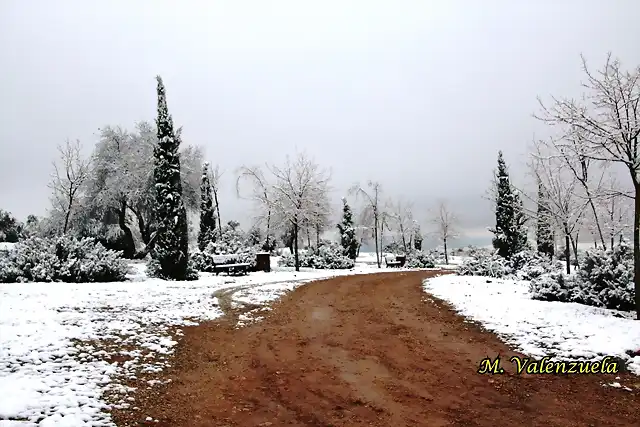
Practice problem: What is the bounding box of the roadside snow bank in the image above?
[423,275,640,375]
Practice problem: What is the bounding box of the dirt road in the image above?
[113,271,640,426]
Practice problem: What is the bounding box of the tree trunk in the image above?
[586,193,607,250]
[374,213,380,268]
[316,225,321,252]
[400,224,407,254]
[570,234,579,267]
[134,231,158,259]
[213,187,222,239]
[444,238,449,265]
[293,221,300,272]
[63,199,72,234]
[131,207,151,244]
[564,226,571,274]
[265,210,271,251]
[634,183,640,319]
[117,199,136,259]
[306,227,311,250]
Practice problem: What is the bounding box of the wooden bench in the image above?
[212,262,251,276]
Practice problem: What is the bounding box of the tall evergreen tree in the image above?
[337,198,359,260]
[150,76,190,279]
[413,223,423,251]
[198,162,216,251]
[490,151,529,259]
[536,177,555,259]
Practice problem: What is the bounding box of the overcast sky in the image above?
[2,0,640,246]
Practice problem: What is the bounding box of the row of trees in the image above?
[7,82,462,276]
[488,53,639,319]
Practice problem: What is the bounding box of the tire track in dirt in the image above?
[112,271,640,427]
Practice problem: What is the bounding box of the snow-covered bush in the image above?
[0,236,128,283]
[278,242,354,269]
[530,244,634,311]
[0,253,21,283]
[456,249,513,278]
[575,244,634,311]
[405,250,436,268]
[147,257,199,281]
[529,271,581,302]
[509,250,560,281]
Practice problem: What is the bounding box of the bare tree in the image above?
[267,153,331,271]
[430,200,458,264]
[529,139,587,273]
[349,181,383,268]
[48,139,90,234]
[236,165,273,250]
[536,54,640,317]
[540,131,608,249]
[386,198,414,254]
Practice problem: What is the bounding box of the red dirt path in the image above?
[112,271,640,426]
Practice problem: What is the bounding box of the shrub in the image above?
[0,236,128,283]
[509,250,558,281]
[277,242,354,269]
[147,257,199,280]
[575,244,634,311]
[529,244,634,311]
[456,249,513,278]
[529,271,581,302]
[405,250,436,268]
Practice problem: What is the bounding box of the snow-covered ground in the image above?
[0,259,400,426]
[423,275,640,377]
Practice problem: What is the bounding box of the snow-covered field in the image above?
[0,258,398,426]
[423,275,640,377]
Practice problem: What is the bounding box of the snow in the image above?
[0,256,398,426]
[0,242,16,252]
[423,275,640,375]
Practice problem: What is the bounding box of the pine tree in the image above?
[198,162,216,251]
[150,76,191,279]
[490,151,529,259]
[337,198,359,260]
[536,178,554,259]
[413,224,423,251]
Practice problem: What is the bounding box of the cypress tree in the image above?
[413,224,423,251]
[337,198,359,260]
[536,178,554,258]
[490,151,529,259]
[150,76,190,279]
[198,162,216,251]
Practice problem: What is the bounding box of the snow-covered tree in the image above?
[48,139,90,234]
[349,181,383,267]
[0,210,21,242]
[536,54,640,318]
[236,165,274,251]
[529,140,585,273]
[267,153,331,271]
[412,221,423,251]
[489,151,529,259]
[149,76,190,280]
[386,198,414,254]
[431,200,458,264]
[198,162,216,251]
[82,121,202,258]
[337,198,358,260]
[536,177,554,259]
